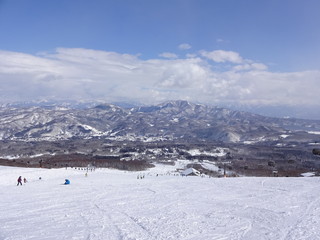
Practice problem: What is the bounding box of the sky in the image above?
[0,0,320,119]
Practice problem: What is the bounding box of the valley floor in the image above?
[0,165,320,240]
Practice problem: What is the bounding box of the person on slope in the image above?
[64,179,70,185]
[23,178,27,183]
[17,176,22,186]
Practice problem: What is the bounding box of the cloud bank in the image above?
[0,47,319,112]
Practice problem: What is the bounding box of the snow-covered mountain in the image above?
[0,100,319,143]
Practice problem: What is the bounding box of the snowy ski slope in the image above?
[0,165,320,240]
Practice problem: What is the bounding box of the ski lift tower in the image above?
[219,161,231,177]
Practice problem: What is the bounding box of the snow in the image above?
[81,124,103,135]
[308,131,320,135]
[228,132,241,142]
[187,148,227,157]
[243,140,255,144]
[171,118,179,123]
[308,142,320,145]
[105,135,173,142]
[301,172,316,177]
[280,134,290,138]
[276,143,286,147]
[0,153,55,159]
[1,165,320,239]
[200,160,221,172]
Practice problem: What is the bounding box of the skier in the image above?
[64,179,70,185]
[23,178,27,183]
[17,176,22,186]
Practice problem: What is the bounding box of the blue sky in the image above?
[0,0,320,118]
[1,0,319,71]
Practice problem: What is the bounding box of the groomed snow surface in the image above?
[1,165,320,240]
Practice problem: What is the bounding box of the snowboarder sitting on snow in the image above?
[64,179,70,185]
[17,176,22,186]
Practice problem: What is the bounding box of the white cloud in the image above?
[155,58,209,88]
[0,48,319,112]
[233,62,268,72]
[200,50,243,63]
[178,43,191,50]
[159,52,178,59]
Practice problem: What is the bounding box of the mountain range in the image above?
[0,100,319,143]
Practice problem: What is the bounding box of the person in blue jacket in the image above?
[64,179,70,185]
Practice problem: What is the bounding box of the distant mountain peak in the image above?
[158,100,193,108]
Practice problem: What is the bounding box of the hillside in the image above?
[1,165,320,239]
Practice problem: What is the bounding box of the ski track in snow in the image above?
[1,166,320,240]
